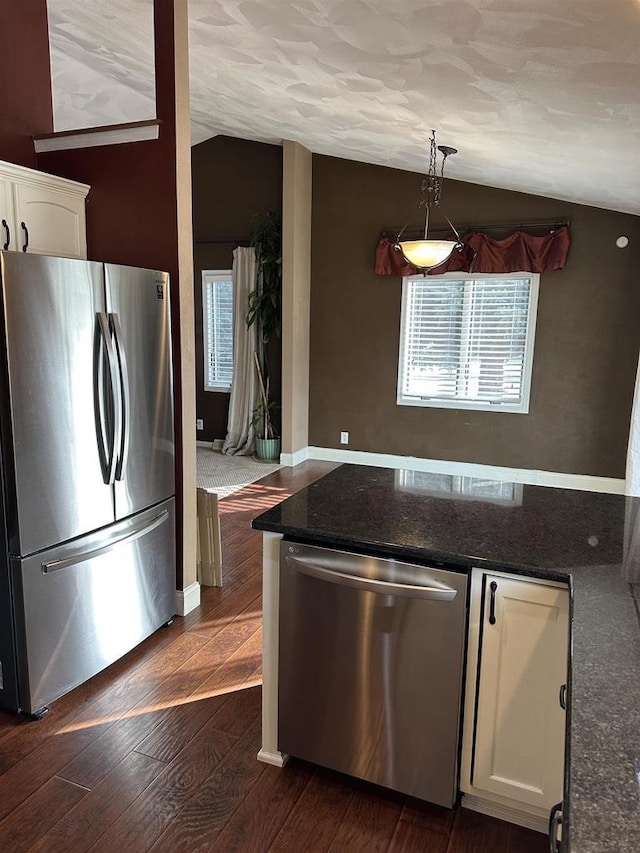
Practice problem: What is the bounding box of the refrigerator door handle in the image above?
[41,509,169,574]
[95,312,121,485]
[110,312,130,481]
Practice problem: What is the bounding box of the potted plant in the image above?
[251,354,281,460]
[246,211,282,460]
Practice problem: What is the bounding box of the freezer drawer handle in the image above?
[110,312,130,480]
[41,509,169,574]
[2,218,9,250]
[285,556,457,601]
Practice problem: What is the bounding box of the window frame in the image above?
[397,271,540,414]
[202,269,234,393]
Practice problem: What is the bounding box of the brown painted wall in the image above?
[38,0,187,585]
[0,0,53,167]
[310,155,640,478]
[191,135,282,443]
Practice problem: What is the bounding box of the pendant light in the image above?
[395,130,462,272]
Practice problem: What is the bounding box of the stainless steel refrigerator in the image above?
[0,252,176,716]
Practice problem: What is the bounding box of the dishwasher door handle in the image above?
[285,556,458,601]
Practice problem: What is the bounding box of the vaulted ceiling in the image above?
[47,1,640,214]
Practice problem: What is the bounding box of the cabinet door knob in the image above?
[2,218,9,250]
[489,580,498,625]
[21,221,29,252]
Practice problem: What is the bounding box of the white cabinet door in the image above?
[0,175,14,250]
[12,181,87,259]
[472,573,568,810]
[0,161,89,259]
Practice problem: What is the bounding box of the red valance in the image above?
[375,225,570,276]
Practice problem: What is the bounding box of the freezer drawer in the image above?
[279,541,468,808]
[11,498,175,715]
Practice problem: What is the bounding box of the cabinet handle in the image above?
[548,802,563,852]
[489,580,498,624]
[559,683,567,710]
[21,221,29,252]
[1,218,9,250]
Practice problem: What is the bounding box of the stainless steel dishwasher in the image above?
[278,540,468,808]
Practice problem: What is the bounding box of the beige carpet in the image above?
[196,447,281,499]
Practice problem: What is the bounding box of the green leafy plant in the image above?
[246,211,282,344]
[251,401,280,438]
[252,353,279,440]
[246,211,282,441]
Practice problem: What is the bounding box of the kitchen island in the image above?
[252,463,640,852]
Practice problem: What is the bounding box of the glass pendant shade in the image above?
[397,239,457,270]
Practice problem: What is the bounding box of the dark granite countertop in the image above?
[252,463,640,852]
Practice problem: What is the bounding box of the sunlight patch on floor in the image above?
[54,678,262,734]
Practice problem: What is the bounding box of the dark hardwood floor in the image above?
[0,461,547,852]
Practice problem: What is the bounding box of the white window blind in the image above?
[395,470,523,505]
[202,270,233,391]
[398,274,539,413]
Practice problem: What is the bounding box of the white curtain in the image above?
[626,353,640,495]
[623,352,640,580]
[222,247,258,456]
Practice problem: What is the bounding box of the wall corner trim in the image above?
[257,748,289,767]
[280,447,310,467]
[303,446,625,494]
[175,581,201,616]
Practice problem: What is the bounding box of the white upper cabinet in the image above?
[0,161,89,259]
[0,173,14,251]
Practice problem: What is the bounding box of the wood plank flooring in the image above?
[0,461,548,852]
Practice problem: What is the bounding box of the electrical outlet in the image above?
[196,419,204,431]
[340,431,349,444]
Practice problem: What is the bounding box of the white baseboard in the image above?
[279,447,310,467]
[174,581,201,616]
[301,446,624,494]
[461,794,547,834]
[257,748,289,767]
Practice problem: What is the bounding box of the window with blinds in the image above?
[202,270,233,391]
[397,273,539,413]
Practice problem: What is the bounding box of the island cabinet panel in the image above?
[460,569,569,831]
[0,161,89,258]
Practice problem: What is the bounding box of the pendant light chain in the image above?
[394,129,461,272]
[431,130,442,208]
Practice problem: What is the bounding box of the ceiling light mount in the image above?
[395,130,462,272]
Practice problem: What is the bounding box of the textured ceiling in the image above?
[48,1,640,214]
